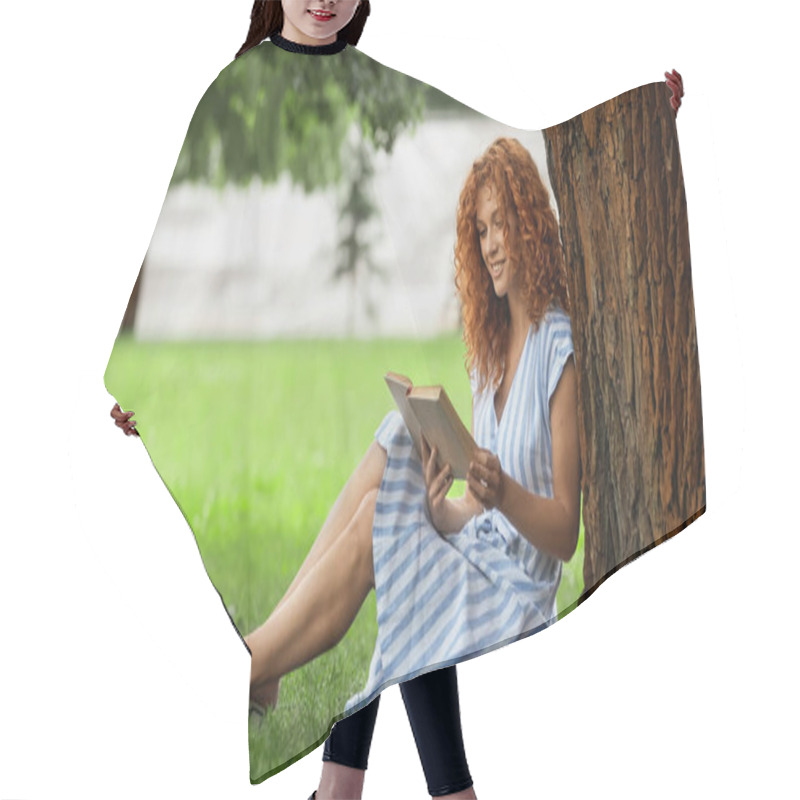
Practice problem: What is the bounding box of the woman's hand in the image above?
[467,448,506,511]
[421,436,453,532]
[665,69,684,117]
[110,402,139,437]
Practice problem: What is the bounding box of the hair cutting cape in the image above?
[105,37,705,783]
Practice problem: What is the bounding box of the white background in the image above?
[1,1,797,798]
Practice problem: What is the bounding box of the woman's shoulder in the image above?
[468,364,482,398]
[537,304,573,338]
[534,305,574,400]
[532,305,574,375]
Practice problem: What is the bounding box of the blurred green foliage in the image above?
[170,45,427,192]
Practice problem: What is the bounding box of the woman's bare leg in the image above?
[247,488,378,700]
[315,761,477,800]
[315,766,477,800]
[278,441,386,608]
[251,441,387,707]
[316,763,366,800]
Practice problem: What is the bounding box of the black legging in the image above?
[323,666,473,797]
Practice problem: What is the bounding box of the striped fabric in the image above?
[345,306,574,713]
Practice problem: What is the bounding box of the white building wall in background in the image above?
[136,116,548,340]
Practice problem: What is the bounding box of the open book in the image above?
[384,372,477,480]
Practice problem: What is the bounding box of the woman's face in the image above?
[281,0,361,45]
[476,183,516,298]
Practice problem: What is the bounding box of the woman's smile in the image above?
[490,259,505,279]
[308,8,335,22]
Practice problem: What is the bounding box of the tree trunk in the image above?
[543,83,705,598]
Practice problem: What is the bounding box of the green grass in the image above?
[105,335,585,780]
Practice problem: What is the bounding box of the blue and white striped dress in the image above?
[346,306,574,712]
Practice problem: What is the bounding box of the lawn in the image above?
[105,334,584,780]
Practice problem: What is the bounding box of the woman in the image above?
[245,133,581,716]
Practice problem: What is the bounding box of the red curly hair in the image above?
[454,137,569,396]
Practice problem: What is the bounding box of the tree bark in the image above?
[543,83,705,598]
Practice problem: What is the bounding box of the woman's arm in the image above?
[467,357,580,561]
